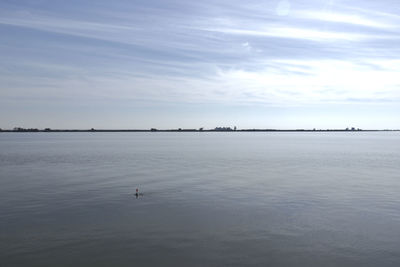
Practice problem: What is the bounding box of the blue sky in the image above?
[1,0,399,129]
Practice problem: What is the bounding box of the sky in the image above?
[1,0,399,129]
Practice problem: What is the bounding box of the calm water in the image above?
[1,132,400,266]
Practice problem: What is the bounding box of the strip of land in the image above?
[1,128,399,132]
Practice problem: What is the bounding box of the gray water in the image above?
[1,132,400,266]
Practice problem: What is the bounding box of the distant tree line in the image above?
[2,126,398,133]
[13,127,40,132]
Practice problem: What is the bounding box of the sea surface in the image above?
[1,132,400,266]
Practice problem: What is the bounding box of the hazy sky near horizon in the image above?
[1,0,400,129]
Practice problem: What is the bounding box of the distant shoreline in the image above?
[1,129,399,133]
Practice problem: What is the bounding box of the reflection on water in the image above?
[1,132,400,266]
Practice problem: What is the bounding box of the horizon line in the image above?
[2,127,399,133]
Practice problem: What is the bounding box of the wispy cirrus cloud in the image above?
[295,10,395,28]
[202,26,372,42]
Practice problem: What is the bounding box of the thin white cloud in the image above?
[0,15,140,42]
[206,26,370,42]
[296,10,393,28]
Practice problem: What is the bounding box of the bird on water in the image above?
[135,188,144,198]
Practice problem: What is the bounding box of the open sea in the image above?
[1,132,400,266]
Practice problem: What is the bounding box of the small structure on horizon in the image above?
[215,127,233,131]
[346,127,361,131]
